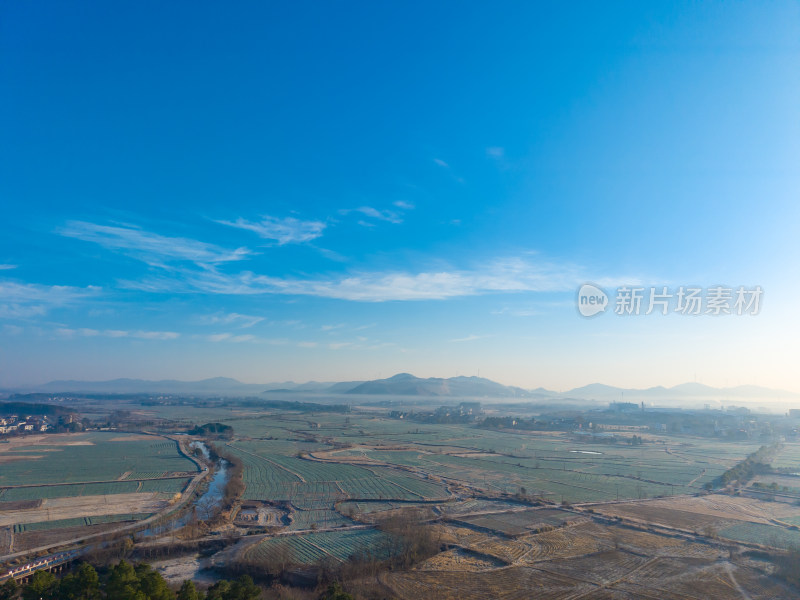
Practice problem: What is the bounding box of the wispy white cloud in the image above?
[55,328,179,340]
[393,201,415,210]
[199,312,264,328]
[123,255,599,302]
[60,221,250,267]
[432,157,465,184]
[486,147,505,158]
[205,332,256,343]
[0,304,48,319]
[0,264,17,270]
[217,215,326,245]
[491,306,540,317]
[297,341,318,348]
[450,334,490,343]
[207,333,232,342]
[341,206,403,225]
[0,281,100,319]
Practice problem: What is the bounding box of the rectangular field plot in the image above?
[0,477,189,502]
[0,491,169,528]
[383,565,597,600]
[718,521,800,550]
[242,529,392,565]
[287,509,353,530]
[231,442,448,504]
[13,512,151,532]
[456,509,577,537]
[770,444,800,470]
[0,432,197,487]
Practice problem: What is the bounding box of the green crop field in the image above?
[229,441,449,506]
[243,529,393,566]
[13,512,152,533]
[457,508,574,536]
[0,477,189,502]
[719,521,800,550]
[215,412,761,508]
[288,509,353,530]
[0,432,196,506]
[0,432,197,488]
[772,444,800,470]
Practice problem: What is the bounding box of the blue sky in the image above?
[1,2,799,391]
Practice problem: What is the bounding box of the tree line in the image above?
[0,561,259,600]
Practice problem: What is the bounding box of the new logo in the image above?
[577,283,608,317]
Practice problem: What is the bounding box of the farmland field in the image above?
[242,529,392,566]
[0,432,198,542]
[0,432,197,489]
[5,401,799,598]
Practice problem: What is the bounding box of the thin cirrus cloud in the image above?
[486,147,505,158]
[0,281,100,319]
[216,215,326,245]
[198,312,264,328]
[450,334,490,343]
[56,328,179,340]
[124,256,601,302]
[0,264,17,270]
[59,221,250,267]
[340,206,404,225]
[206,333,256,343]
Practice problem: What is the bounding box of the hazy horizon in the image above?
[2,3,799,393]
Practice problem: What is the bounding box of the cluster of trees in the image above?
[716,444,780,487]
[0,561,259,600]
[626,435,645,445]
[764,547,800,588]
[230,508,438,596]
[189,423,234,439]
[375,507,441,569]
[480,416,541,430]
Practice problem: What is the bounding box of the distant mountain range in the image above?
[563,382,799,401]
[7,374,798,402]
[341,373,533,397]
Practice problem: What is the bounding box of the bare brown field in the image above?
[517,522,616,562]
[594,495,800,528]
[606,526,684,552]
[0,527,11,554]
[109,434,155,442]
[0,492,166,527]
[381,547,790,600]
[619,559,748,599]
[539,550,649,583]
[0,500,42,511]
[416,547,506,571]
[732,566,796,599]
[374,514,796,599]
[0,434,94,451]
[469,537,531,563]
[11,522,124,553]
[592,504,727,530]
[439,524,492,547]
[381,565,597,600]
